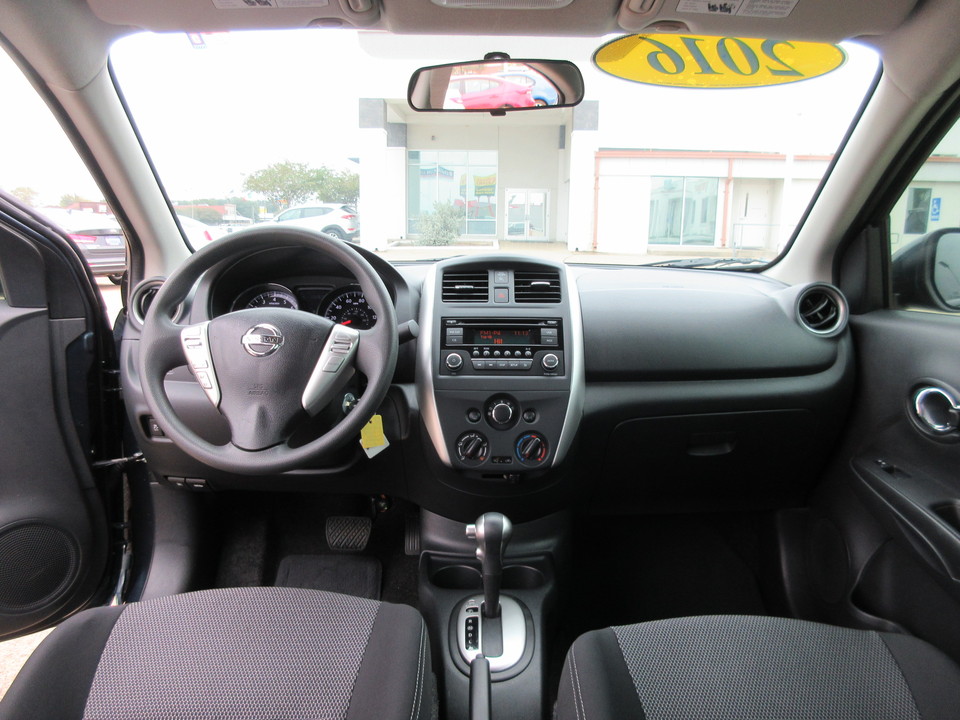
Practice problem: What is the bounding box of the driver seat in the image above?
[0,587,435,720]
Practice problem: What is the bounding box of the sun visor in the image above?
[85,0,381,31]
[617,0,920,43]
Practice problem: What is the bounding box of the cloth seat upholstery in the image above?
[556,615,960,720]
[0,586,436,720]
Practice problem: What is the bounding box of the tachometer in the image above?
[231,284,299,311]
[322,286,377,329]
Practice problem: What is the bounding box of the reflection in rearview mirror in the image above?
[408,58,584,113]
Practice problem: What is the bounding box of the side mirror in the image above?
[934,232,960,308]
[408,55,584,114]
[892,228,960,310]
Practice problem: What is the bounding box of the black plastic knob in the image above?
[541,353,559,370]
[456,432,489,464]
[490,401,514,425]
[516,432,548,465]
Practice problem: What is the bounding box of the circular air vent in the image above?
[130,278,178,327]
[796,284,848,337]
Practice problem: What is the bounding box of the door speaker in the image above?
[0,522,79,613]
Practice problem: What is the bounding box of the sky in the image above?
[1,28,883,207]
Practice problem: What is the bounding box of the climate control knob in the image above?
[541,353,560,371]
[515,432,548,466]
[445,352,464,371]
[456,431,489,465]
[485,396,517,429]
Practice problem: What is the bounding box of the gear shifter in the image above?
[466,512,512,618]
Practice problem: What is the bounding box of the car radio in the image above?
[440,317,564,375]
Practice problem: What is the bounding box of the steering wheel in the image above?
[139,226,399,475]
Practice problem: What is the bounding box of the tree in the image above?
[417,202,462,246]
[243,161,317,208]
[312,167,360,206]
[11,187,38,206]
[59,193,88,207]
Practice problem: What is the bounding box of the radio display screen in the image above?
[473,328,533,346]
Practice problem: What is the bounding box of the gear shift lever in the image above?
[466,512,512,618]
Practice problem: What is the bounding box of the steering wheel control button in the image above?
[180,322,221,408]
[241,323,284,357]
[445,352,464,371]
[323,356,345,373]
[301,323,360,416]
[516,432,548,466]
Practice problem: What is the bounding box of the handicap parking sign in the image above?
[931,197,941,222]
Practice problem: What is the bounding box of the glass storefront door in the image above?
[505,189,548,240]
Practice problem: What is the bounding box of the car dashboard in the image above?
[121,239,853,522]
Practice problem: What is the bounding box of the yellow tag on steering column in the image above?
[360,414,389,458]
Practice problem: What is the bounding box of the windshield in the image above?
[110,30,879,267]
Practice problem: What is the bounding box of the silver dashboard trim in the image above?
[416,264,452,465]
[552,265,584,467]
[456,595,527,672]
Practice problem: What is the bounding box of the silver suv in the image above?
[274,203,359,240]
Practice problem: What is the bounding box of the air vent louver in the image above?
[514,270,561,303]
[797,285,847,337]
[442,271,489,302]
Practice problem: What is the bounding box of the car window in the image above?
[0,48,128,287]
[110,30,880,268]
[889,121,960,313]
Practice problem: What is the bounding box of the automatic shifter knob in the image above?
[466,512,513,618]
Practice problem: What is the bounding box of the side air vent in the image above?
[442,271,489,302]
[130,278,181,327]
[797,284,848,337]
[514,270,561,303]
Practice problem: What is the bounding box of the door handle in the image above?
[913,386,960,434]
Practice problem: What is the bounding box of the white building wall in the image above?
[567,130,598,251]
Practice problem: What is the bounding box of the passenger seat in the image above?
[556,615,960,719]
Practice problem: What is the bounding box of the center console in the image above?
[417,257,584,477]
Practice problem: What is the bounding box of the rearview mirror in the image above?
[408,56,584,114]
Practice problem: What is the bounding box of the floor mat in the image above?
[274,554,382,600]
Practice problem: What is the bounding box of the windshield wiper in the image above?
[644,257,768,269]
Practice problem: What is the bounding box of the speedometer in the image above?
[322,286,377,329]
[231,283,299,311]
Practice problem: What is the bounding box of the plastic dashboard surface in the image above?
[122,248,853,516]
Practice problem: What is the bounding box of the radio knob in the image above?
[541,353,560,371]
[445,353,463,371]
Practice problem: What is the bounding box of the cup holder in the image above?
[431,564,482,590]
[502,565,546,590]
[428,558,549,591]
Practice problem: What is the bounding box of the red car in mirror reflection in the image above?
[447,75,536,110]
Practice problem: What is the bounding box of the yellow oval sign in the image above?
[593,34,846,89]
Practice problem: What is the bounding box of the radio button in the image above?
[542,353,560,371]
[518,360,533,370]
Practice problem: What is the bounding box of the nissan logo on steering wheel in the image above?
[241,324,284,357]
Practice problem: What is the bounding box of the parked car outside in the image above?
[176,214,226,248]
[35,207,126,281]
[274,203,359,240]
[495,70,560,106]
[447,74,535,109]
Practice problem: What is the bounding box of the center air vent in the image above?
[514,270,561,303]
[442,271,489,302]
[797,284,847,337]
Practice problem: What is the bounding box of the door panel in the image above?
[0,217,113,639]
[804,310,960,661]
